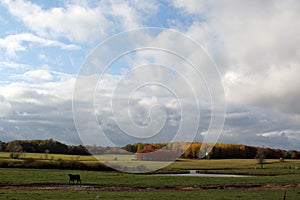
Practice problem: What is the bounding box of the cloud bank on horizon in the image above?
[0,0,299,150]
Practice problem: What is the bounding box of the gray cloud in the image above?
[220,105,300,150]
[0,72,80,144]
[170,0,300,149]
[0,1,299,151]
[174,0,300,117]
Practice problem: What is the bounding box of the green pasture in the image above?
[0,165,300,187]
[1,152,300,171]
[0,152,97,161]
[1,154,300,199]
[0,188,300,200]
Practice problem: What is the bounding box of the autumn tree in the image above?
[7,142,23,159]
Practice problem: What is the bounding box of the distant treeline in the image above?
[0,139,127,156]
[0,139,90,155]
[0,139,299,160]
[124,142,300,160]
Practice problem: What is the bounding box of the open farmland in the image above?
[0,154,300,199]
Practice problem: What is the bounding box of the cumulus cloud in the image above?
[173,0,300,118]
[1,0,110,42]
[1,0,158,43]
[0,72,79,143]
[23,69,53,82]
[172,0,300,149]
[0,0,299,150]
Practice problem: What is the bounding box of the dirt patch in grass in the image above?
[0,183,299,192]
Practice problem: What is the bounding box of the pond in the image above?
[153,170,251,177]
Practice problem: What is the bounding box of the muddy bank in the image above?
[0,183,299,192]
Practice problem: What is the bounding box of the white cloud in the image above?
[24,69,53,82]
[0,60,29,69]
[165,99,180,110]
[1,0,158,43]
[138,96,158,107]
[38,54,47,61]
[0,95,12,117]
[0,33,80,57]
[258,131,287,138]
[110,2,140,30]
[1,0,110,42]
[0,72,75,104]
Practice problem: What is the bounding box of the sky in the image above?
[0,0,299,150]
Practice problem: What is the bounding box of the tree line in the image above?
[0,139,128,157]
[1,139,299,160]
[124,142,300,160]
[0,139,90,157]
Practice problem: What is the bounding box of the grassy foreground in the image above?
[0,166,299,187]
[1,189,300,200]
[0,155,300,199]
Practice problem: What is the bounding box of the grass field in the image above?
[0,154,300,199]
[0,167,300,187]
[1,189,300,200]
[0,152,97,161]
[2,151,300,171]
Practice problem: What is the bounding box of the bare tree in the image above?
[256,147,265,169]
[45,149,49,159]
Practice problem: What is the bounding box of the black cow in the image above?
[68,174,81,184]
